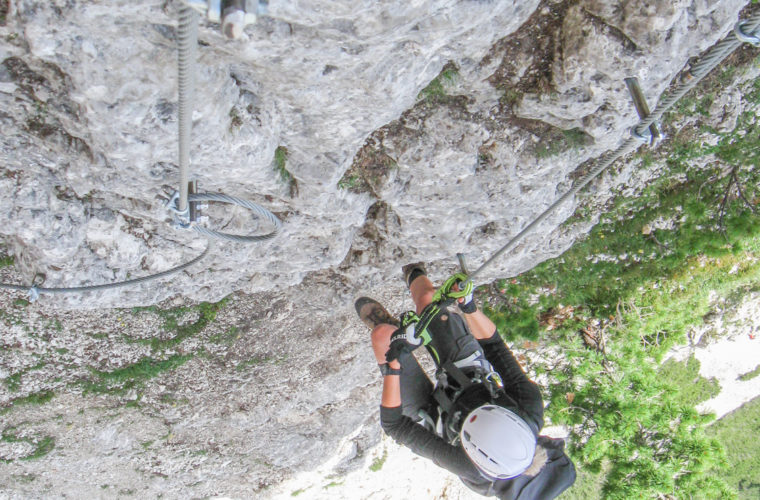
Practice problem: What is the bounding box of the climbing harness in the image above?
[0,3,281,302]
[429,356,511,444]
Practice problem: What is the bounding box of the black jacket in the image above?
[380,334,576,500]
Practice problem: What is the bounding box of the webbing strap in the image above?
[442,360,473,388]
[433,386,455,413]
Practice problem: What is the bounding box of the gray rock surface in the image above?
[0,0,756,498]
[2,0,544,308]
[0,0,745,309]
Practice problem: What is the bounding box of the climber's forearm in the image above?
[462,309,497,340]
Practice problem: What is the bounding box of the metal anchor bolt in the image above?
[625,77,664,147]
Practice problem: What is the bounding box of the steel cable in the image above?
[188,192,282,242]
[177,6,199,214]
[0,243,210,299]
[634,11,760,136]
[0,6,283,301]
[468,12,760,283]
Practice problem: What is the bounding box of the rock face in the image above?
[0,0,756,498]
[2,0,544,308]
[0,0,747,309]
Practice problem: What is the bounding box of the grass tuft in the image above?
[418,62,459,102]
[130,299,228,351]
[83,354,192,395]
[1,428,55,462]
[274,146,290,182]
[738,364,760,382]
[369,449,387,472]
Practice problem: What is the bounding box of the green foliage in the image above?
[557,466,605,500]
[484,157,760,350]
[738,364,760,382]
[338,149,397,193]
[273,146,298,196]
[337,173,360,190]
[1,390,55,415]
[208,326,240,344]
[418,62,459,102]
[83,354,193,394]
[130,299,227,351]
[500,87,523,107]
[671,94,715,118]
[0,254,13,268]
[1,427,55,462]
[235,355,273,371]
[22,435,55,461]
[658,356,721,407]
[290,489,305,497]
[483,299,540,341]
[545,338,731,499]
[369,449,387,472]
[3,361,47,393]
[274,146,291,182]
[12,474,37,484]
[481,70,760,499]
[14,390,55,406]
[4,372,22,392]
[707,396,760,499]
[535,128,590,158]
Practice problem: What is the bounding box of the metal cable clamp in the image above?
[165,190,191,229]
[182,0,268,39]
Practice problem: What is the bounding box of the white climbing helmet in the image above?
[460,404,537,480]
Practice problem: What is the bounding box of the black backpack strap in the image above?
[432,386,454,414]
[442,360,473,389]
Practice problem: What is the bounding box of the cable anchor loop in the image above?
[734,21,760,47]
[630,125,653,144]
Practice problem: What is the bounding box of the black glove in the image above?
[385,324,423,363]
[456,281,477,314]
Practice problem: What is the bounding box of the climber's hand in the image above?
[454,281,477,314]
[385,324,422,363]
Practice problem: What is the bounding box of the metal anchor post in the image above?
[457,253,470,276]
[625,77,664,147]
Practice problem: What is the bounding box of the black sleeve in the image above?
[478,331,545,433]
[380,406,482,482]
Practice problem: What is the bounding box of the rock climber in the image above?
[355,263,576,499]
